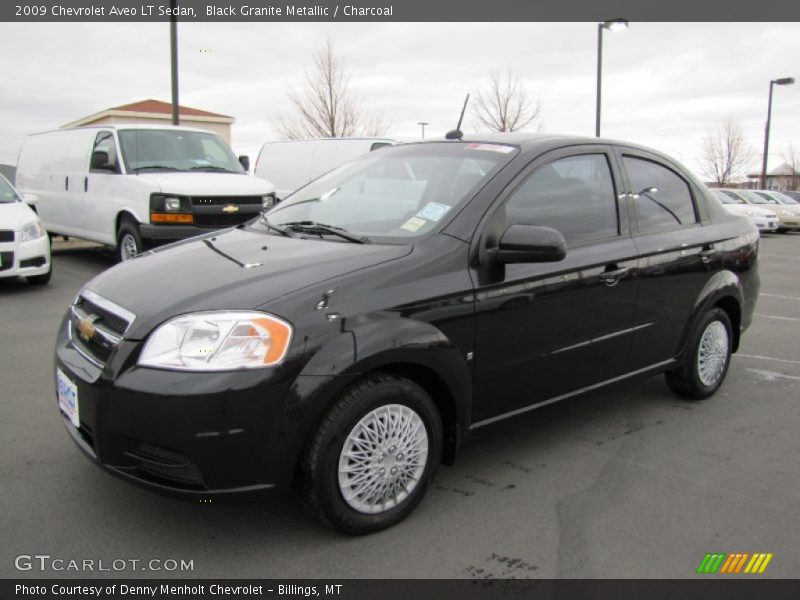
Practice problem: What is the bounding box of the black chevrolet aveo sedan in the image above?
[56,134,759,533]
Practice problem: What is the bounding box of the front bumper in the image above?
[55,316,306,500]
[0,234,50,279]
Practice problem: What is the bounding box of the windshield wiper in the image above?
[132,165,181,172]
[187,165,239,173]
[260,218,299,238]
[281,221,370,244]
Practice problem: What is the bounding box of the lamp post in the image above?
[170,0,179,126]
[760,77,795,189]
[418,122,429,139]
[595,19,628,138]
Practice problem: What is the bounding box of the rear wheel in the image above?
[665,307,732,400]
[116,220,143,262]
[299,374,442,534]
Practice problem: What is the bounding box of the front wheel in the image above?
[299,374,442,534]
[665,307,732,400]
[116,221,143,262]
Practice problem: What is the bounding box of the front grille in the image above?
[20,256,46,268]
[76,296,130,336]
[194,213,255,227]
[70,293,134,366]
[124,443,205,488]
[0,251,13,271]
[0,230,13,242]
[190,196,263,206]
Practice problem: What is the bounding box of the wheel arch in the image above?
[682,270,744,355]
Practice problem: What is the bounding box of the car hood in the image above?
[134,172,274,195]
[0,201,38,230]
[84,227,412,340]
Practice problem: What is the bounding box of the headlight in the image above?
[164,196,182,212]
[262,193,276,209]
[138,311,293,371]
[779,209,792,216]
[20,219,46,242]
[744,210,756,217]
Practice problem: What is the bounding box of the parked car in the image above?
[253,137,394,200]
[0,174,51,285]
[711,189,779,232]
[782,190,800,202]
[16,125,276,261]
[750,190,800,232]
[55,134,759,533]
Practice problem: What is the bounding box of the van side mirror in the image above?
[91,150,113,171]
[488,224,567,264]
[238,155,250,172]
[23,193,39,206]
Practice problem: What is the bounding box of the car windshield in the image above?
[0,176,20,203]
[118,129,245,174]
[769,191,798,204]
[714,191,736,204]
[258,142,517,241]
[747,191,776,205]
[719,190,746,204]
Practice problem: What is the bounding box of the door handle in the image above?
[65,176,69,191]
[600,266,629,286]
[84,176,88,192]
[699,246,719,263]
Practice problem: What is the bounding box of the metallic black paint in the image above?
[55,134,760,500]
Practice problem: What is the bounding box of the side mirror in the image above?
[23,193,39,206]
[91,150,112,171]
[238,155,250,172]
[488,224,567,264]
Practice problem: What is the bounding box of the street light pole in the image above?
[760,77,795,189]
[595,19,628,138]
[170,0,179,126]
[418,122,429,139]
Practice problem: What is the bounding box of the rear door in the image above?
[618,148,725,369]
[471,146,639,424]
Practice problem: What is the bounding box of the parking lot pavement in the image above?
[1,233,799,579]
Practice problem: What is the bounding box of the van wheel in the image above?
[665,307,732,400]
[299,374,442,534]
[117,221,143,262]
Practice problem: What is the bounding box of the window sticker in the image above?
[416,202,451,222]
[401,216,427,232]
[465,143,515,154]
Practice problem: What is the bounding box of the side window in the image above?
[623,156,697,233]
[505,154,619,245]
[90,132,120,173]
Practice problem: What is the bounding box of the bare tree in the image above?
[273,38,390,139]
[782,143,799,190]
[699,117,755,186]
[472,67,542,132]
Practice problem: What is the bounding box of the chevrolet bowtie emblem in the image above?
[222,204,239,213]
[77,317,97,341]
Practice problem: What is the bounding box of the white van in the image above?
[16,125,276,261]
[253,138,394,200]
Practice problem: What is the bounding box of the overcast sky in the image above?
[0,22,797,179]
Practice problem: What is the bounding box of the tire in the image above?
[116,220,143,262]
[665,307,732,400]
[299,374,443,534]
[27,263,52,285]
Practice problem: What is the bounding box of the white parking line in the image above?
[760,293,800,302]
[747,369,800,382]
[754,314,800,322]
[736,354,800,366]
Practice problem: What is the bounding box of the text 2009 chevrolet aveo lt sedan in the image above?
[56,134,759,533]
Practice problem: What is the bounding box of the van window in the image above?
[91,132,121,173]
[117,129,245,174]
[505,154,619,245]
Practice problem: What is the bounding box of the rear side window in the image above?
[623,156,697,233]
[505,154,619,245]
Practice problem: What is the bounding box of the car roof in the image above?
[31,124,218,136]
